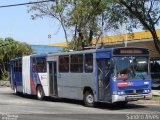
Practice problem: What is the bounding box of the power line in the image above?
[0,0,55,8]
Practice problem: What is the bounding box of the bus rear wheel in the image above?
[14,85,17,94]
[36,86,44,100]
[84,91,95,107]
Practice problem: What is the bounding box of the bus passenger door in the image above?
[97,59,111,101]
[48,62,58,96]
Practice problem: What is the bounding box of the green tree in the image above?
[107,0,160,53]
[63,0,111,50]
[0,37,33,80]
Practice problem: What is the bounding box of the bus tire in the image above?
[36,86,44,100]
[84,91,95,107]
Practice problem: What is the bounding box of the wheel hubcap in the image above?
[87,94,93,103]
[37,90,42,98]
[14,87,17,93]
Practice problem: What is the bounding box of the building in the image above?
[49,29,160,58]
[31,45,63,54]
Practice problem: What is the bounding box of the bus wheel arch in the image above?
[36,84,44,100]
[83,87,95,107]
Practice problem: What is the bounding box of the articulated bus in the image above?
[10,47,152,107]
[10,54,49,99]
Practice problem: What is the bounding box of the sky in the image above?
[0,0,65,45]
[0,1,159,46]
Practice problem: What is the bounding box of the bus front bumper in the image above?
[112,93,152,103]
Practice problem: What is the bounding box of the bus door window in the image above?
[98,60,103,100]
[98,59,110,101]
[49,62,58,96]
[105,61,110,93]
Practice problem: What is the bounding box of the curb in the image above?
[132,100,160,105]
[132,95,160,105]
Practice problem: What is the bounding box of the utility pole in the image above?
[125,22,128,47]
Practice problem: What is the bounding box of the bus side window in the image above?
[32,58,36,73]
[59,55,69,73]
[19,59,22,72]
[32,57,46,73]
[14,60,19,72]
[70,54,83,73]
[85,54,93,73]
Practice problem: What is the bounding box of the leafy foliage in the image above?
[29,0,111,50]
[67,0,110,50]
[0,37,33,80]
[106,0,160,53]
[29,0,160,53]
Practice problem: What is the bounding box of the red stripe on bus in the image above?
[30,76,36,95]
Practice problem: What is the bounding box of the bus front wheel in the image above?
[84,91,95,107]
[36,86,44,100]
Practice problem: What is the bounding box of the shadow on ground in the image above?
[12,93,147,110]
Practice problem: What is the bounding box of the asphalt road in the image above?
[0,87,160,120]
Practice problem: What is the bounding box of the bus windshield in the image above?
[113,56,150,80]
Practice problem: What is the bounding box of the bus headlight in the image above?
[144,82,149,85]
[121,91,124,95]
[118,91,124,95]
[144,89,150,93]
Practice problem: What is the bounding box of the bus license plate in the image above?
[126,95,144,101]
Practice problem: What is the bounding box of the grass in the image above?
[152,95,160,102]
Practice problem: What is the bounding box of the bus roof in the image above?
[48,48,112,57]
[10,54,47,61]
[48,46,148,57]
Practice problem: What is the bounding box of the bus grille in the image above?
[125,89,144,95]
